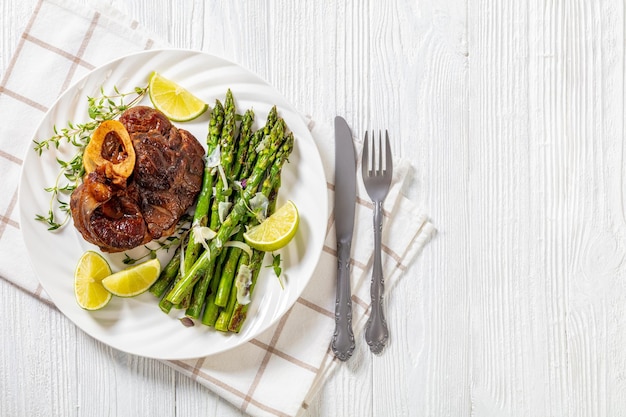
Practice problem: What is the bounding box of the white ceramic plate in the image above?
[18,49,327,360]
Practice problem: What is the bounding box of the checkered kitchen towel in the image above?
[0,0,435,416]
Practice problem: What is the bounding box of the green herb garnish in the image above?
[33,85,147,230]
[268,253,284,289]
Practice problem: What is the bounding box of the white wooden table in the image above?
[3,0,626,415]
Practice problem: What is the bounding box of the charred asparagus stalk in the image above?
[151,100,224,313]
[165,118,286,305]
[227,132,294,332]
[196,108,280,322]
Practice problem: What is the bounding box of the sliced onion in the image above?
[218,201,232,224]
[205,145,221,167]
[249,192,269,221]
[235,264,253,305]
[192,226,216,254]
[229,224,241,237]
[223,240,252,258]
[255,136,270,153]
[218,164,228,191]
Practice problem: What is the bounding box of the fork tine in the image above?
[385,130,392,176]
[363,131,370,175]
[374,130,383,176]
[363,130,393,178]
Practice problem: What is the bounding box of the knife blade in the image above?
[331,116,357,361]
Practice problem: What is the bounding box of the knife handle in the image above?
[331,240,355,361]
[365,201,389,354]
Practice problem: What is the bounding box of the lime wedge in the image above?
[74,251,113,310]
[243,201,299,252]
[102,258,161,297]
[148,72,208,122]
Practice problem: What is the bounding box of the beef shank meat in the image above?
[70,106,205,252]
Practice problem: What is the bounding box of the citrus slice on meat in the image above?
[243,200,300,252]
[74,251,113,310]
[148,72,208,122]
[101,258,161,297]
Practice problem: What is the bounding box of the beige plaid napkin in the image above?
[0,0,435,416]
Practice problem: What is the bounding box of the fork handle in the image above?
[331,240,355,361]
[365,201,389,354]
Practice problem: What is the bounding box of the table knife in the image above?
[331,116,357,361]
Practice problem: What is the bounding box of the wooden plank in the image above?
[363,0,471,415]
[468,0,626,415]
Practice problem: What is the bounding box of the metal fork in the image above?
[362,130,393,354]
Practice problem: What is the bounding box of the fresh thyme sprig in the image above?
[33,85,148,230]
[34,151,85,230]
[33,86,148,155]
[122,214,193,265]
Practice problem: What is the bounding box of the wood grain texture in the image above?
[469,0,626,416]
[3,0,626,416]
